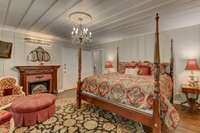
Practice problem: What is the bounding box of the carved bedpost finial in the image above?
[170,39,174,69]
[153,13,161,133]
[170,39,174,103]
[154,13,160,64]
[154,13,160,95]
[117,47,119,72]
[170,39,174,79]
[156,13,159,20]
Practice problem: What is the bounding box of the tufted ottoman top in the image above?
[11,93,56,113]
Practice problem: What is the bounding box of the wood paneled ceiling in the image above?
[1,0,200,44]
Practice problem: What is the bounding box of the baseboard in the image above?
[58,88,73,93]
[58,88,67,93]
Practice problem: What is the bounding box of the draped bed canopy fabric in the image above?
[76,13,175,133]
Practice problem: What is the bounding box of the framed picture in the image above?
[0,41,13,58]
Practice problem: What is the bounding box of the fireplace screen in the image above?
[29,80,49,94]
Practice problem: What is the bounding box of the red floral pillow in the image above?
[3,88,13,96]
[138,65,151,75]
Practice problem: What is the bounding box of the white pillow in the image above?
[125,68,138,75]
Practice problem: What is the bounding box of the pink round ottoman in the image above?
[11,93,56,127]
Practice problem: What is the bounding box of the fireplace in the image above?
[29,80,50,94]
[16,65,60,95]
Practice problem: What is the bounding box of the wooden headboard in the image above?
[116,39,174,79]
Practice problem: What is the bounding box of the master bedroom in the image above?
[0,0,200,133]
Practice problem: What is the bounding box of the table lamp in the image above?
[185,59,200,87]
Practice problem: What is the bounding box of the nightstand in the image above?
[181,86,200,112]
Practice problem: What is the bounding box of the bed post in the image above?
[77,47,82,109]
[152,13,161,133]
[117,47,119,72]
[170,39,174,104]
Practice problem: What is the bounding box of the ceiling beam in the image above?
[97,20,153,35]
[16,0,36,28]
[91,0,151,25]
[3,0,12,26]
[28,0,58,30]
[38,0,82,32]
[90,0,176,31]
[97,0,197,34]
[93,14,153,34]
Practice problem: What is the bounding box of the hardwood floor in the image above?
[57,89,200,133]
[171,106,200,133]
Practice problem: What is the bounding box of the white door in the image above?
[62,48,93,90]
[92,49,104,74]
[62,48,78,90]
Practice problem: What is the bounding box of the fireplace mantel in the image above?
[16,65,60,95]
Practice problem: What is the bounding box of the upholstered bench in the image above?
[11,93,56,127]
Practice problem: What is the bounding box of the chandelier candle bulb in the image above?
[69,12,93,45]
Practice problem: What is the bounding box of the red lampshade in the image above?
[185,59,200,70]
[105,61,113,68]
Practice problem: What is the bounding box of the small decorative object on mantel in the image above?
[185,59,200,88]
[27,46,51,65]
[0,40,13,58]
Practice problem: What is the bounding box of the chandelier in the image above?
[69,12,93,45]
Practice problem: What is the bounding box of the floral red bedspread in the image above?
[81,72,180,129]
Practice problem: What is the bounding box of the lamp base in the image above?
[188,81,199,88]
[188,76,199,88]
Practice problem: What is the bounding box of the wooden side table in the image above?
[181,86,200,112]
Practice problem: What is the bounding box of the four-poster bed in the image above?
[76,14,178,133]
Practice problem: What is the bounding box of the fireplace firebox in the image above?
[29,80,50,94]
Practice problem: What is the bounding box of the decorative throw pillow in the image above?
[138,65,151,75]
[125,68,138,75]
[118,62,137,73]
[3,88,13,96]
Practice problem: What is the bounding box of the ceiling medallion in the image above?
[69,12,93,45]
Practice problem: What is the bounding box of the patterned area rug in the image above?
[14,98,145,133]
